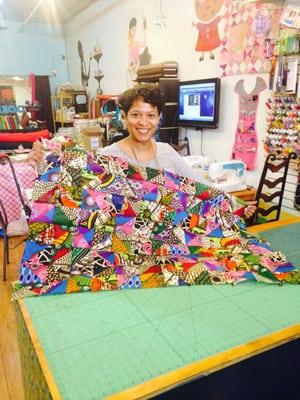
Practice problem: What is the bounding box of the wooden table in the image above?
[229,186,256,201]
[15,221,300,400]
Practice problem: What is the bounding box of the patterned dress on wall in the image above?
[232,77,267,170]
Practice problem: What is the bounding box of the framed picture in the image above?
[0,85,16,105]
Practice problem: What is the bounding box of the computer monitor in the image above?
[178,78,221,129]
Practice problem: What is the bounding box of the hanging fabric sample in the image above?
[220,0,281,77]
[14,147,300,298]
[231,77,267,170]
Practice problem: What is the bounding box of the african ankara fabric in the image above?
[15,147,300,297]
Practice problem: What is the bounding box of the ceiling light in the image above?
[20,0,46,31]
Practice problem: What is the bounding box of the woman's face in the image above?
[130,26,136,37]
[194,0,224,21]
[124,98,160,144]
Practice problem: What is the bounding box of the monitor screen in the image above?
[178,78,220,129]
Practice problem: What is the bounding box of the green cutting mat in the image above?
[258,222,300,268]
[24,285,300,399]
[23,224,300,400]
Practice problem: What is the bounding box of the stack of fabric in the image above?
[13,146,300,298]
[88,98,101,119]
[0,115,20,130]
[136,61,178,82]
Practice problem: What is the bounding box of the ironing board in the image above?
[15,220,300,400]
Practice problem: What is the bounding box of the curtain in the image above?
[33,75,54,134]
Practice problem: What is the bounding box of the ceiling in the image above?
[0,0,98,26]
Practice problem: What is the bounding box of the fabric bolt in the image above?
[232,77,267,170]
[13,146,300,298]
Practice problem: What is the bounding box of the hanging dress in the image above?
[231,77,267,170]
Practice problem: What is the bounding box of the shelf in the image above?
[55,120,73,124]
[51,94,75,132]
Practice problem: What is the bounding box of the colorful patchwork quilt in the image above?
[14,147,300,297]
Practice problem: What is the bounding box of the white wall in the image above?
[64,0,276,187]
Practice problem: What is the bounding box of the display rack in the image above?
[158,78,179,144]
[265,25,300,214]
[51,93,74,132]
[264,95,300,155]
[51,91,88,133]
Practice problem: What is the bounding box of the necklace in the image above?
[129,141,160,170]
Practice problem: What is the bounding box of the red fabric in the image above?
[0,129,50,143]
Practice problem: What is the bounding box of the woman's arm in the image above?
[160,143,202,181]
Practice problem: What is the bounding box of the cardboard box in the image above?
[81,127,104,151]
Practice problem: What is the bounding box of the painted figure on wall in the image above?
[128,15,151,80]
[192,0,224,62]
[78,40,92,88]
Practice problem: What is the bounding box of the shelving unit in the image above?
[135,62,179,145]
[158,78,179,144]
[264,26,300,215]
[51,93,74,132]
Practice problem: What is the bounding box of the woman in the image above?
[99,84,256,218]
[99,83,200,180]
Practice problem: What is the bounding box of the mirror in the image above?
[0,76,32,129]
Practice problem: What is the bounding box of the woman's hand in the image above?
[244,201,257,219]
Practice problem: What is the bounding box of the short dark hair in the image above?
[118,83,164,115]
[129,17,137,29]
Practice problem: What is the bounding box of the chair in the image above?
[247,152,297,226]
[171,136,190,155]
[0,199,9,281]
[0,154,31,281]
[294,173,300,210]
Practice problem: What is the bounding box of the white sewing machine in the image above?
[207,160,247,192]
[183,155,210,170]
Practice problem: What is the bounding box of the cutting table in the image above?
[15,219,300,400]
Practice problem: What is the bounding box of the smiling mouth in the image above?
[137,129,150,134]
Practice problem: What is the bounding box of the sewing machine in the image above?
[207,160,247,192]
[183,155,210,170]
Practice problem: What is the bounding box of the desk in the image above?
[15,222,300,400]
[229,186,256,201]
